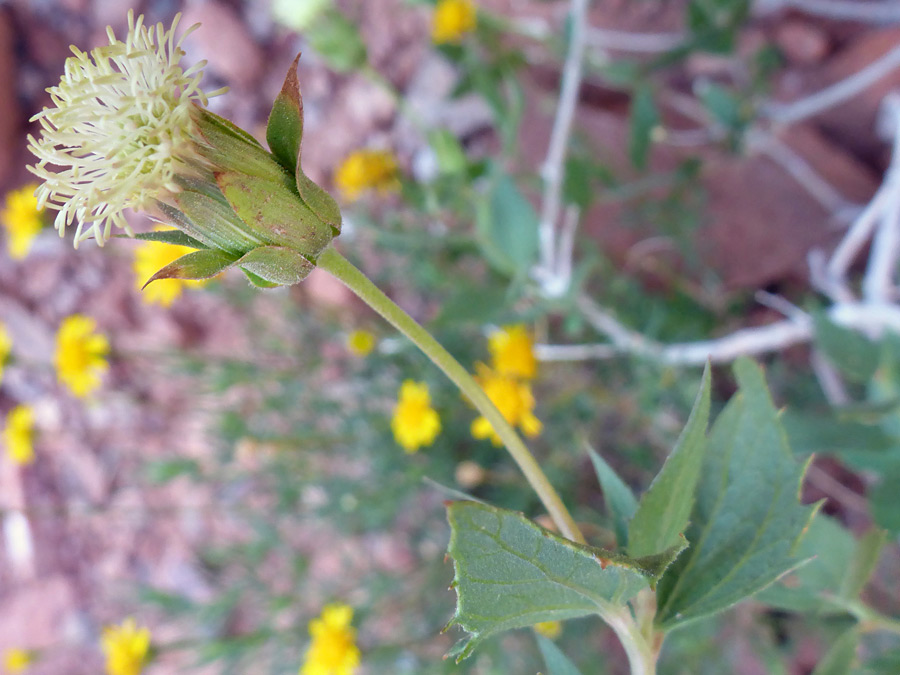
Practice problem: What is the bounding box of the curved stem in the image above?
[317,246,585,544]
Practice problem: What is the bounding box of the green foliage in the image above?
[445,501,685,660]
[536,635,584,675]
[628,85,660,170]
[475,169,540,278]
[814,314,881,384]
[811,627,860,675]
[655,359,819,630]
[587,446,638,548]
[628,365,710,558]
[306,7,368,72]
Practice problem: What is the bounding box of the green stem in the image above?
[602,605,658,675]
[317,246,585,544]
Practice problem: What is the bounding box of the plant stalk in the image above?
[317,246,585,544]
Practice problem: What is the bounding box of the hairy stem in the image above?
[317,246,585,544]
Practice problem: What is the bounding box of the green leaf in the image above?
[475,171,539,277]
[814,314,880,384]
[629,364,711,558]
[755,515,855,615]
[536,635,584,675]
[655,358,819,630]
[445,501,685,661]
[840,528,887,600]
[307,8,367,72]
[130,229,209,249]
[782,410,900,474]
[142,249,238,288]
[144,458,202,484]
[266,53,304,173]
[235,246,315,286]
[628,85,659,170]
[812,627,859,675]
[868,472,900,533]
[216,171,333,258]
[586,446,638,548]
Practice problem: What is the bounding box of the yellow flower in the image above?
[301,604,361,675]
[1,184,43,260]
[533,620,562,640]
[488,324,537,380]
[471,365,541,446]
[2,648,33,673]
[432,0,476,44]
[54,315,110,398]
[346,329,376,357]
[391,380,441,453]
[3,405,35,466]
[0,322,11,385]
[101,619,151,675]
[334,150,399,202]
[133,232,209,306]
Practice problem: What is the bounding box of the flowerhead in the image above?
[488,324,537,380]
[346,329,376,357]
[54,315,110,398]
[301,603,360,675]
[432,0,477,44]
[334,150,399,201]
[391,380,441,453]
[3,405,36,467]
[533,620,562,639]
[27,10,216,246]
[133,230,209,306]
[0,322,11,385]
[1,184,44,259]
[2,648,33,673]
[101,619,151,675]
[471,365,541,446]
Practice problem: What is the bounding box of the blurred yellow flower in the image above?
[334,150,399,201]
[432,0,476,44]
[2,647,33,673]
[133,233,209,307]
[101,619,151,675]
[301,603,361,675]
[391,380,441,453]
[0,322,11,385]
[54,315,110,398]
[1,184,43,260]
[3,405,35,466]
[471,365,541,446]
[533,620,562,639]
[488,324,537,380]
[346,329,376,357]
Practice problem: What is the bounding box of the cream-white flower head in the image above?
[27,10,222,246]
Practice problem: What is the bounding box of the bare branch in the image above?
[534,0,590,297]
[756,0,900,24]
[762,44,900,124]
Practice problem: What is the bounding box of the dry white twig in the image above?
[763,44,900,124]
[534,0,590,298]
[755,0,900,24]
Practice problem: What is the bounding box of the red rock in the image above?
[181,2,263,88]
[775,20,831,66]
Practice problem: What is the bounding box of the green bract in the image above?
[144,58,341,289]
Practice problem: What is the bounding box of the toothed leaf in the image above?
[445,501,686,661]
